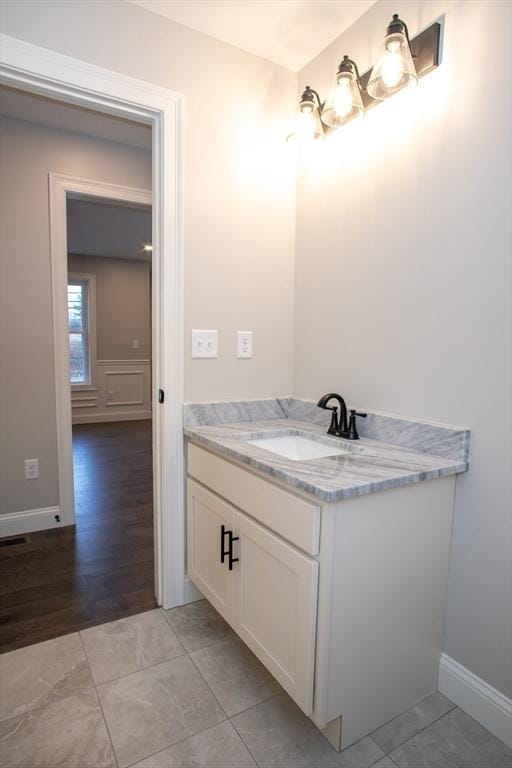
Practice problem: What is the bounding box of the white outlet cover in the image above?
[237,331,253,359]
[192,329,218,358]
[24,458,39,479]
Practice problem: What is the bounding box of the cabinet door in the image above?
[187,479,235,624]
[233,510,319,715]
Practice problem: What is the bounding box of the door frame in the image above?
[0,33,185,609]
[49,177,152,521]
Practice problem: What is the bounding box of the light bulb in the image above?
[286,86,324,143]
[296,109,315,142]
[334,75,353,118]
[381,38,403,88]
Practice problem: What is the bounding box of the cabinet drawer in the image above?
[188,443,320,555]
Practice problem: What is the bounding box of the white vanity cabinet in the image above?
[187,480,235,622]
[187,475,319,713]
[186,441,457,750]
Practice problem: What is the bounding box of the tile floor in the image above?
[0,600,510,768]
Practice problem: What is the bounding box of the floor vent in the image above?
[0,535,31,548]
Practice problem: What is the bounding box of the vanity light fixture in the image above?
[366,14,417,99]
[286,85,325,144]
[143,244,153,252]
[322,55,365,128]
[287,13,441,141]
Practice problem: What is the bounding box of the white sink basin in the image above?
[247,435,349,461]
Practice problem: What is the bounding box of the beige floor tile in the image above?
[0,688,116,768]
[132,721,256,767]
[191,636,281,715]
[97,654,225,767]
[81,608,184,683]
[370,692,455,753]
[161,600,234,652]
[372,758,399,768]
[390,708,512,767]
[231,692,384,767]
[0,633,93,722]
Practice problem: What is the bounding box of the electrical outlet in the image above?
[132,339,139,350]
[192,330,218,358]
[25,459,39,479]
[237,331,253,359]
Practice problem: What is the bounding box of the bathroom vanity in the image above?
[184,399,469,750]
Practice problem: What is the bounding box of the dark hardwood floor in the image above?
[0,420,156,654]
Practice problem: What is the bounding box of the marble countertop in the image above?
[184,418,469,503]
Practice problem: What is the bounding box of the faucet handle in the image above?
[325,406,339,435]
[347,410,367,440]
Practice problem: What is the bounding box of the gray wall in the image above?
[294,0,511,697]
[68,254,151,361]
[0,0,296,516]
[0,116,152,515]
[0,0,297,404]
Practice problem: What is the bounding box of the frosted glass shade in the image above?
[367,29,417,100]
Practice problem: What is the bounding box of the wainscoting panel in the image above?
[71,359,151,423]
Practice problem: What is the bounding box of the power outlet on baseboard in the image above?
[24,459,39,479]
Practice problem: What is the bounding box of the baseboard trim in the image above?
[0,506,62,537]
[439,653,512,747]
[184,575,204,604]
[72,410,152,424]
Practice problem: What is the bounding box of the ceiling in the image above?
[129,0,376,71]
[0,86,152,149]
[67,198,152,261]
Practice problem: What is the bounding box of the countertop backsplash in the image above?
[184,398,470,466]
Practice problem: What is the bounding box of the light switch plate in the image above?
[237,331,253,358]
[192,329,218,358]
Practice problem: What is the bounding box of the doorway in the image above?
[0,36,186,651]
[67,193,156,623]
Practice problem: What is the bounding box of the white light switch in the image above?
[192,329,218,358]
[237,331,253,358]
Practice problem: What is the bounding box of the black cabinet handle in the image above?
[220,524,229,564]
[220,525,239,570]
[228,531,239,571]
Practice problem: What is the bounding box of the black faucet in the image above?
[317,392,348,435]
[317,393,367,440]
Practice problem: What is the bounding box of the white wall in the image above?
[294,0,511,698]
[0,116,152,515]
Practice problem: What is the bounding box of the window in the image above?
[68,279,90,384]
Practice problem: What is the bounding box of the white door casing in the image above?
[0,33,184,609]
[50,176,152,528]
